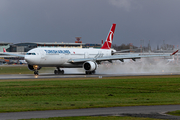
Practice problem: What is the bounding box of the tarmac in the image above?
[1,105,180,120]
[0,72,180,80]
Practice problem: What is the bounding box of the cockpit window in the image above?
[26,53,36,55]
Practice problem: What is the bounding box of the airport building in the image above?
[4,42,101,52]
[0,37,101,53]
[8,42,86,52]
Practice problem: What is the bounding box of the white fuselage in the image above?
[25,47,111,67]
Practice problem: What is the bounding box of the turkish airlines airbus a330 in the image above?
[3,23,178,75]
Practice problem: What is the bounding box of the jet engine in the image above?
[83,61,98,71]
[28,64,42,71]
[111,49,117,55]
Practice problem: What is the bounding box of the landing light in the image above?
[34,75,38,78]
[33,65,38,69]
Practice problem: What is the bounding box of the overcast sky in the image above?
[0,0,180,48]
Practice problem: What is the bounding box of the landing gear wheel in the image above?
[85,71,95,75]
[54,68,64,75]
[62,70,64,74]
[34,71,39,75]
[54,70,58,75]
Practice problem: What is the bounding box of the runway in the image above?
[1,105,180,120]
[0,72,180,80]
[1,58,180,80]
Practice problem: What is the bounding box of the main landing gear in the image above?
[85,70,95,75]
[54,67,64,75]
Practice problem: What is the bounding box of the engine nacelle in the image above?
[83,61,98,71]
[111,49,117,55]
[28,64,42,71]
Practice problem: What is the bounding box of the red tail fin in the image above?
[101,23,116,49]
[3,48,6,52]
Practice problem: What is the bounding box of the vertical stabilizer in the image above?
[101,23,116,49]
[3,48,6,52]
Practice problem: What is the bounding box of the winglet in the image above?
[3,48,6,52]
[171,49,179,56]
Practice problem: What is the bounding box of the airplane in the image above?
[19,60,27,64]
[3,23,179,75]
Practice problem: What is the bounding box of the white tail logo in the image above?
[101,23,116,49]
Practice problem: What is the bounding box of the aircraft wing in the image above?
[68,50,179,63]
[2,48,25,57]
[112,48,141,54]
[2,52,25,57]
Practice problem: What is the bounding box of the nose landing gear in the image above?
[33,65,39,75]
[34,71,39,75]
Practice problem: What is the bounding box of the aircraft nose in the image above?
[25,55,35,64]
[24,55,31,63]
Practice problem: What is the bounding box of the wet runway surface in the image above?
[1,105,180,120]
[0,72,180,80]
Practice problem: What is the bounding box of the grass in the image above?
[21,116,163,120]
[167,110,180,116]
[0,65,54,74]
[0,76,180,112]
